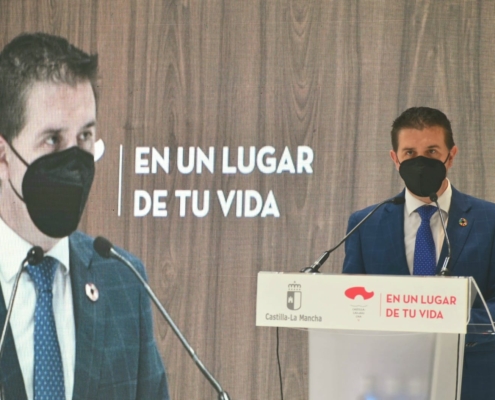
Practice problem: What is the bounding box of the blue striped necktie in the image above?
[27,256,65,400]
[413,205,438,276]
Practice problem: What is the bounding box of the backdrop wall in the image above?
[1,1,495,399]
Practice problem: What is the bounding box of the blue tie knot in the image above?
[27,256,58,293]
[417,205,437,222]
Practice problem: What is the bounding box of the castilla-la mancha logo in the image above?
[287,282,302,310]
[345,286,374,322]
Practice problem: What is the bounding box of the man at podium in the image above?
[343,107,495,400]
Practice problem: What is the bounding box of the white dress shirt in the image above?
[404,179,452,274]
[0,217,75,400]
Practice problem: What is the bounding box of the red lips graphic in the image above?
[345,286,374,300]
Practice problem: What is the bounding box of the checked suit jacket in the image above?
[343,186,495,400]
[0,231,170,400]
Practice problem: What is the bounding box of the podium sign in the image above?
[256,272,470,333]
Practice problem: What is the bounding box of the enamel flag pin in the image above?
[85,283,99,302]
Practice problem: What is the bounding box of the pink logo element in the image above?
[345,286,374,300]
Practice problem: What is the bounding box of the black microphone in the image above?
[93,237,231,400]
[301,196,406,273]
[26,246,44,265]
[93,236,112,258]
[429,193,451,276]
[0,246,43,400]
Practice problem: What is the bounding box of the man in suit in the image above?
[0,33,170,399]
[343,107,495,400]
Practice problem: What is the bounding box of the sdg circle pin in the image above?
[85,283,99,302]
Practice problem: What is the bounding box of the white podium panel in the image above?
[308,330,463,400]
[255,272,485,400]
[257,272,469,333]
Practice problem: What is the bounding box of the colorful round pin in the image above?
[459,218,468,227]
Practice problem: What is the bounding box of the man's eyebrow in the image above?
[401,144,441,151]
[82,121,96,130]
[40,128,62,136]
[37,121,96,138]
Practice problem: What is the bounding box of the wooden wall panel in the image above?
[2,0,495,398]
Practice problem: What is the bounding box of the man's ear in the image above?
[390,150,400,171]
[0,135,10,181]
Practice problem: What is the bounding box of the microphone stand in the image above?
[0,263,25,363]
[0,247,43,400]
[0,263,23,400]
[106,246,231,400]
[430,193,451,276]
[301,196,405,273]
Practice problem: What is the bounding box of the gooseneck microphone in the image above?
[93,237,231,400]
[429,193,451,276]
[301,196,406,273]
[0,246,43,359]
[0,246,43,400]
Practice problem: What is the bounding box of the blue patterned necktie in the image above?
[413,205,438,275]
[26,256,65,400]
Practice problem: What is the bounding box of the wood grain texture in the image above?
[2,0,495,398]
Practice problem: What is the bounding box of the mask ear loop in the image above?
[8,180,25,202]
[395,152,402,166]
[2,139,30,167]
[0,136,29,202]
[443,152,450,164]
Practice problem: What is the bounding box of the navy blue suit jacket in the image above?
[343,187,495,400]
[0,231,170,400]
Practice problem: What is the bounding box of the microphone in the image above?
[93,237,231,400]
[429,193,451,276]
[26,246,44,265]
[0,246,43,400]
[301,196,406,273]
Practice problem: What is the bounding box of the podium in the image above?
[256,272,495,400]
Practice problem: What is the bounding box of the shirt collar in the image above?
[0,217,70,284]
[405,178,452,216]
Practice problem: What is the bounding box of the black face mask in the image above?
[7,145,95,238]
[398,154,449,198]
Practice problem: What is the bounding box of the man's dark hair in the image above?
[391,107,455,152]
[0,32,98,142]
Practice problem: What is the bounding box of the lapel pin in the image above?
[85,283,99,302]
[459,218,468,227]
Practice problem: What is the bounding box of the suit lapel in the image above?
[70,233,106,399]
[437,187,473,273]
[0,283,27,400]
[378,197,410,275]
